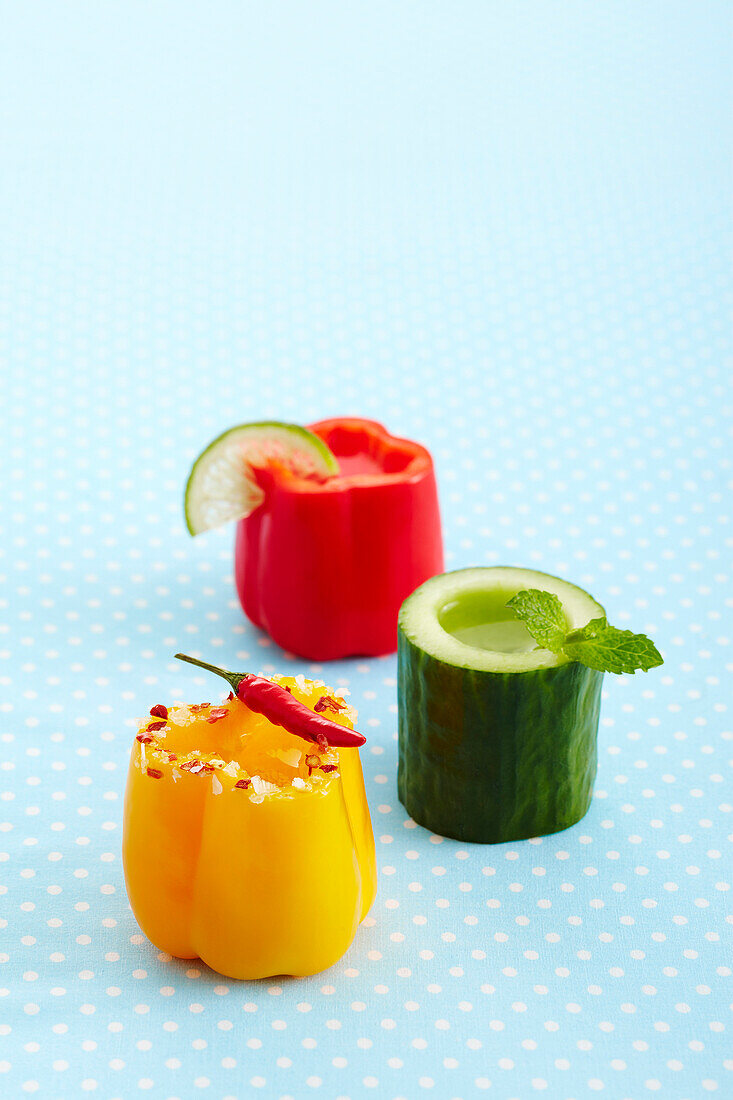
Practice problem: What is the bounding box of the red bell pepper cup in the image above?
[234,418,444,661]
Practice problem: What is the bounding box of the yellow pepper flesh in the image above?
[123,676,376,979]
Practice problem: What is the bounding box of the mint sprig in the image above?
[506,590,663,675]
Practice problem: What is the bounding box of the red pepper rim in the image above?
[258,418,434,493]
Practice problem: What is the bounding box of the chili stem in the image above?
[174,653,243,693]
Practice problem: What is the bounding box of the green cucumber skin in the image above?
[397,628,603,843]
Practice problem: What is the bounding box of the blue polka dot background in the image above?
[1,3,731,1099]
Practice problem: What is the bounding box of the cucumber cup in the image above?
[398,567,606,843]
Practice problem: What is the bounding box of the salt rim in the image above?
[185,422,339,535]
[134,688,346,797]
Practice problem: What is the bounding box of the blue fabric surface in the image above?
[1,3,731,1098]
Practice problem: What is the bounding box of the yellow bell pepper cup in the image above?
[122,674,376,979]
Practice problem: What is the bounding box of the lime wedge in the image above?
[184,421,340,535]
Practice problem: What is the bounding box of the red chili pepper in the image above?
[174,654,366,748]
[234,418,443,660]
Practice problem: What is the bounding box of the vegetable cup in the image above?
[397,567,606,843]
[186,416,443,661]
[234,418,444,660]
[123,667,376,979]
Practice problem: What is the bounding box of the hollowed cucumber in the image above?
[398,567,605,843]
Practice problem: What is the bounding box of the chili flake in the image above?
[180,760,214,774]
[206,708,228,724]
[314,695,347,714]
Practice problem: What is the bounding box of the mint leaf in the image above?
[563,625,663,675]
[507,588,663,674]
[506,589,567,653]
